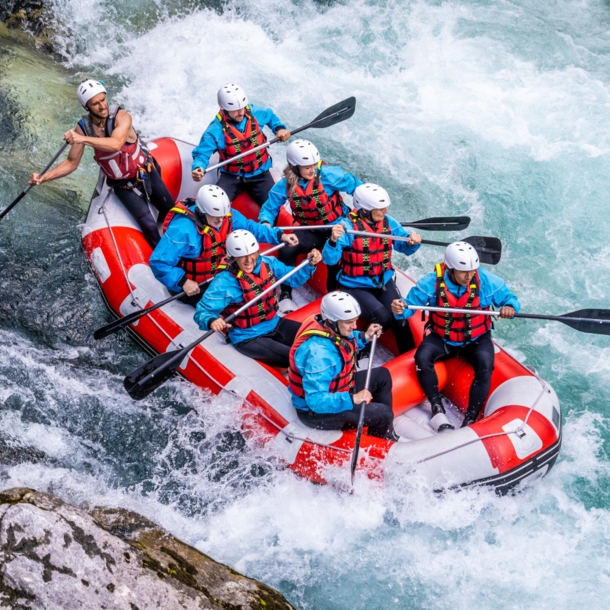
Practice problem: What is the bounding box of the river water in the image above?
[1,0,610,608]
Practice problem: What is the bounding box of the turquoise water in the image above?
[1,0,610,607]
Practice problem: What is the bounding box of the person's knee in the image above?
[473,353,495,379]
[414,345,435,371]
[370,305,393,329]
[375,366,392,388]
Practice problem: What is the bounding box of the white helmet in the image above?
[320,291,362,322]
[444,241,479,271]
[77,79,107,109]
[195,184,231,217]
[353,183,391,211]
[226,230,259,257]
[217,84,248,111]
[286,139,320,167]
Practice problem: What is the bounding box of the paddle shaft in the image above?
[205,103,354,173]
[134,257,312,388]
[407,305,610,326]
[351,333,378,484]
[0,141,70,221]
[278,217,469,233]
[94,243,286,340]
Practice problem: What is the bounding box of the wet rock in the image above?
[0,487,296,610]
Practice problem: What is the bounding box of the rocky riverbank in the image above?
[0,0,53,50]
[0,488,296,609]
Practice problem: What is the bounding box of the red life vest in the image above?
[222,259,278,329]
[288,316,357,398]
[161,199,232,283]
[340,211,393,280]
[288,161,345,226]
[216,106,270,174]
[78,105,148,181]
[428,263,492,343]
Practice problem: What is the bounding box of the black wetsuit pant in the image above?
[278,228,339,296]
[233,318,301,368]
[296,367,395,440]
[343,279,415,354]
[111,163,174,248]
[414,331,495,419]
[217,170,275,207]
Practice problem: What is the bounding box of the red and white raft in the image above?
[81,137,562,493]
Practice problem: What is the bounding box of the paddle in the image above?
[205,97,357,174]
[345,231,502,265]
[0,142,70,222]
[400,216,471,231]
[276,216,471,233]
[93,243,286,340]
[406,305,610,336]
[351,333,378,485]
[123,256,313,400]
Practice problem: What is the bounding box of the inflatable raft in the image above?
[81,137,562,493]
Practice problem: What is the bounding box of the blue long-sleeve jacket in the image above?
[150,206,283,293]
[395,267,521,346]
[290,331,368,413]
[191,103,286,177]
[322,213,421,289]
[193,255,315,345]
[258,165,363,226]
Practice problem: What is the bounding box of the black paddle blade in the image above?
[123,349,183,400]
[310,97,356,129]
[463,236,502,265]
[402,216,471,231]
[560,309,610,336]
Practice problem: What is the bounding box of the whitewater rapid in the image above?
[2,0,610,608]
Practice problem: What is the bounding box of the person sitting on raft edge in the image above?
[191,83,290,206]
[391,241,520,432]
[29,79,174,248]
[288,291,398,441]
[322,183,422,355]
[259,139,362,300]
[193,230,322,368]
[149,185,298,306]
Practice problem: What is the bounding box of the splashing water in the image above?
[1,0,610,607]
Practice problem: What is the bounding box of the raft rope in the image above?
[415,366,552,465]
[257,412,352,454]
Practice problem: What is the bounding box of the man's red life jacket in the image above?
[216,106,269,174]
[339,211,393,280]
[78,105,148,181]
[428,263,492,343]
[161,199,232,283]
[222,259,278,329]
[288,316,357,398]
[288,161,345,226]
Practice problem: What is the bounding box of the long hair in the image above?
[283,164,302,197]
